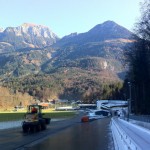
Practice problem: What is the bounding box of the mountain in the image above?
[46,21,134,78]
[0,23,59,51]
[0,21,135,101]
[0,21,135,79]
[87,21,132,40]
[55,21,133,46]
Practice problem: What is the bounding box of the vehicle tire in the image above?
[30,125,36,133]
[41,122,46,130]
[44,118,51,124]
[23,125,28,133]
[36,123,41,132]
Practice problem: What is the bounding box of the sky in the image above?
[0,0,143,38]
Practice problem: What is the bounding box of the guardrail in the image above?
[111,118,141,150]
[122,115,150,130]
[130,115,150,123]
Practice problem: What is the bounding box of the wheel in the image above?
[41,122,46,130]
[22,125,29,133]
[44,118,51,124]
[36,123,41,132]
[30,125,36,133]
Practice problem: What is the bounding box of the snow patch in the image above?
[111,118,150,150]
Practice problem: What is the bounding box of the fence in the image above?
[130,115,150,123]
[111,118,141,150]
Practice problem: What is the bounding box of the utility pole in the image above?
[127,82,132,121]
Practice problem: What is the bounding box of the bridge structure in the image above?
[97,100,128,117]
[97,100,128,110]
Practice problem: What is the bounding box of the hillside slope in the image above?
[0,21,135,101]
[0,23,59,52]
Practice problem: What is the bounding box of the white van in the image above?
[87,110,111,120]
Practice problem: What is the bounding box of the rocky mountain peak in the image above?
[101,20,117,26]
[21,23,49,30]
[22,23,40,27]
[57,20,134,47]
[20,23,58,39]
[62,32,78,39]
[88,20,132,40]
[0,23,59,49]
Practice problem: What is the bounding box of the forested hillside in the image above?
[0,21,135,106]
[0,87,34,110]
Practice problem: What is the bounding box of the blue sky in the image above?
[0,0,142,37]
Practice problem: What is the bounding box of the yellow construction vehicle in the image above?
[22,105,51,133]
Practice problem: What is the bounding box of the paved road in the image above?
[27,118,114,150]
[0,114,114,150]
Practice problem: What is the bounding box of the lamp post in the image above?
[128,82,132,121]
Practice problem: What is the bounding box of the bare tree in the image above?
[135,0,150,41]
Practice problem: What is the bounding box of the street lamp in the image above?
[127,82,132,121]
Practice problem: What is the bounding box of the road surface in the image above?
[0,113,114,150]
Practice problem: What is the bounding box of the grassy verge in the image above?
[0,111,76,122]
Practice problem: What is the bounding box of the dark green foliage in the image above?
[2,67,124,103]
[126,39,150,114]
[125,0,150,114]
